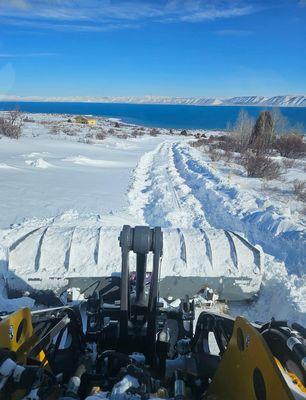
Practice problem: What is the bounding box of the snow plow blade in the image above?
[3,223,262,301]
[2,221,263,301]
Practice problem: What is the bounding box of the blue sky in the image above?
[0,0,305,98]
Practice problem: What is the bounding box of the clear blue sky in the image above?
[0,0,305,98]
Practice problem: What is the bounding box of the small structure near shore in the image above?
[74,116,96,125]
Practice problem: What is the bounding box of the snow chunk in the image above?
[25,158,52,169]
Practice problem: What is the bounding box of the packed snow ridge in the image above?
[0,93,305,107]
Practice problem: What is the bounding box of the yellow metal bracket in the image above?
[204,316,295,400]
[0,307,46,365]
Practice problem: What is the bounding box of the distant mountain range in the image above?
[0,94,305,107]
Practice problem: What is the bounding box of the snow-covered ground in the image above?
[0,112,185,226]
[0,134,171,227]
[0,112,305,325]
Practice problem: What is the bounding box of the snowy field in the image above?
[0,112,305,325]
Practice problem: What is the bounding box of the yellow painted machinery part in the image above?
[0,307,47,366]
[274,357,306,394]
[204,316,295,400]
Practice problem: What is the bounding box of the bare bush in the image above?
[193,133,207,141]
[208,146,222,162]
[209,111,255,154]
[221,149,234,163]
[116,133,129,139]
[271,108,289,136]
[108,128,115,135]
[23,116,35,123]
[65,129,76,136]
[282,158,295,172]
[240,151,281,180]
[232,109,254,151]
[49,124,60,135]
[190,138,208,148]
[0,108,23,139]
[274,134,306,158]
[292,180,306,202]
[150,128,160,136]
[131,129,142,138]
[96,131,106,140]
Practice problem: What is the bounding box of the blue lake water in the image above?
[0,101,305,131]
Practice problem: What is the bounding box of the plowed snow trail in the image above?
[128,141,211,231]
[128,140,306,325]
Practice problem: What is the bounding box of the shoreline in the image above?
[0,99,305,108]
[1,103,306,132]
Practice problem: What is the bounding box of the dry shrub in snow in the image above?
[292,180,306,203]
[116,133,129,139]
[0,109,23,139]
[194,132,206,139]
[271,108,289,136]
[231,109,254,152]
[190,138,207,148]
[65,129,77,136]
[23,116,35,123]
[274,134,306,158]
[221,149,234,163]
[96,131,106,140]
[150,128,159,137]
[208,146,222,162]
[50,125,60,135]
[241,151,281,180]
[282,158,295,172]
[131,129,142,138]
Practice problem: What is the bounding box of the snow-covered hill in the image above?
[0,93,305,107]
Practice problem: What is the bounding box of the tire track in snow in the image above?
[128,141,211,231]
[127,141,226,272]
